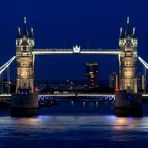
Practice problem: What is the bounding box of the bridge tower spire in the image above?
[16,17,35,93]
[119,17,138,93]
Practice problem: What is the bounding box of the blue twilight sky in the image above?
[0,0,148,81]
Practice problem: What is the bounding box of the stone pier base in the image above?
[11,91,39,117]
[115,91,143,117]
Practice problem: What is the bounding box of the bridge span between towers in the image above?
[32,47,121,55]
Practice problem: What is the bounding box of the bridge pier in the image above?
[115,91,142,116]
[11,90,38,117]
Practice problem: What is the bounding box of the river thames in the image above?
[0,101,148,148]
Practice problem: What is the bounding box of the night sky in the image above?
[0,0,148,81]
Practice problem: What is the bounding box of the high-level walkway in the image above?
[33,47,121,55]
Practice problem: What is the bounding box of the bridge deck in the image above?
[38,93,115,97]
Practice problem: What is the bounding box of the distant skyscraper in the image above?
[109,72,119,90]
[3,80,11,94]
[137,73,145,91]
[86,62,98,88]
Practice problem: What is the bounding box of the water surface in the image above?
[0,101,148,148]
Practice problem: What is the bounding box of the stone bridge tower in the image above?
[119,17,138,93]
[16,17,35,93]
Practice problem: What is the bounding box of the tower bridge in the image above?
[0,16,147,116]
[15,16,137,94]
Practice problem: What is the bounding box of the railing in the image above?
[38,93,115,101]
[0,94,12,97]
[0,94,11,102]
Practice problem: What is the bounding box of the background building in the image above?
[109,72,119,89]
[137,73,145,92]
[86,62,98,89]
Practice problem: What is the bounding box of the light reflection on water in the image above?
[0,102,148,147]
[3,115,148,132]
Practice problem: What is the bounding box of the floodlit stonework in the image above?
[119,17,138,93]
[16,17,35,93]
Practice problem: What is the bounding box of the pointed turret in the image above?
[30,27,34,38]
[16,17,35,47]
[132,27,137,38]
[22,17,28,37]
[17,27,21,38]
[119,17,138,48]
[125,17,131,36]
[120,27,124,38]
